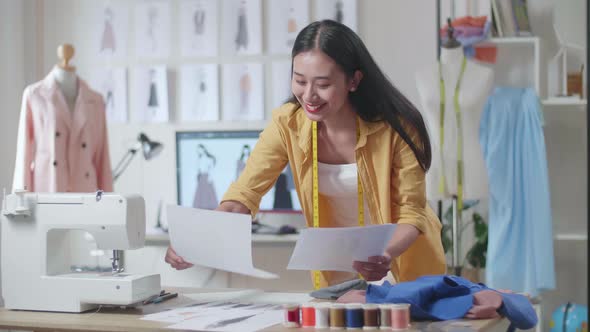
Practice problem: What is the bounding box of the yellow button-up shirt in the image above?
[222,103,446,287]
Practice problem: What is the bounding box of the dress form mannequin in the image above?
[415,30,494,202]
[52,44,78,112]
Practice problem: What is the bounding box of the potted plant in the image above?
[441,200,488,283]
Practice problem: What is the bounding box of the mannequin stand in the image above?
[451,195,462,276]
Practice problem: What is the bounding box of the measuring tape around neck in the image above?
[311,119,364,290]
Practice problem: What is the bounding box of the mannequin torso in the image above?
[52,65,78,112]
[415,47,494,200]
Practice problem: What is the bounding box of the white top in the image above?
[415,47,494,200]
[318,162,372,227]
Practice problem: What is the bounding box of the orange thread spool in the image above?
[301,303,316,327]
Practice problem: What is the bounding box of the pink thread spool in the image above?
[283,303,301,328]
[390,303,411,330]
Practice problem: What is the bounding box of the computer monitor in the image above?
[176,130,301,212]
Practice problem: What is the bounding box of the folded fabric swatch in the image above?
[310,278,368,300]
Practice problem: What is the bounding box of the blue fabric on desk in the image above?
[480,87,556,297]
[365,275,537,330]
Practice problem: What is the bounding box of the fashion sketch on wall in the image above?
[235,1,248,51]
[134,66,169,123]
[135,0,171,58]
[180,0,218,57]
[95,3,128,58]
[180,64,219,122]
[314,0,357,32]
[268,0,309,54]
[88,67,128,123]
[222,0,261,55]
[176,131,302,211]
[192,144,219,210]
[222,63,264,121]
[271,61,293,108]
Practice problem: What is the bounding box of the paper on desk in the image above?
[168,305,283,332]
[287,224,396,272]
[167,205,278,279]
[183,290,313,305]
[142,290,312,326]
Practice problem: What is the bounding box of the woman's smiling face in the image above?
[291,49,356,122]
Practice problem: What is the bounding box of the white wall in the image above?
[0,0,36,199]
[0,0,39,309]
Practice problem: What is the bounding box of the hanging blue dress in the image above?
[479,87,555,297]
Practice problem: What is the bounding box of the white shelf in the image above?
[145,232,299,246]
[542,98,587,106]
[488,37,540,45]
[554,233,588,241]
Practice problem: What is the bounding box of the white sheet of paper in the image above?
[179,64,219,122]
[167,205,278,279]
[179,0,218,57]
[271,60,292,109]
[314,0,357,32]
[95,2,129,59]
[221,63,264,121]
[169,306,282,332]
[287,224,396,272]
[267,0,310,54]
[221,0,262,55]
[142,290,310,331]
[87,67,128,123]
[134,65,169,123]
[135,0,171,58]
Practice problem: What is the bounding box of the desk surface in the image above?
[0,288,510,332]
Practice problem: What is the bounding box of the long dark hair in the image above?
[287,20,431,171]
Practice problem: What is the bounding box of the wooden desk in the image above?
[0,289,511,332]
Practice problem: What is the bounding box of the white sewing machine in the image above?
[1,190,161,312]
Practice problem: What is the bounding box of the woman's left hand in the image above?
[352,253,392,281]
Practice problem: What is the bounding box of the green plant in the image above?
[441,200,488,269]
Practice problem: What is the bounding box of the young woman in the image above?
[166,20,446,287]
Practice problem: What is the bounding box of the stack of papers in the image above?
[142,290,313,331]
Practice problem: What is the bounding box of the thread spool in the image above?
[345,303,364,329]
[390,303,411,330]
[361,304,379,330]
[283,303,300,328]
[315,303,330,329]
[329,303,346,329]
[301,303,316,328]
[378,304,392,329]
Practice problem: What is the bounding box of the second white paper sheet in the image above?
[287,224,396,272]
[167,205,278,279]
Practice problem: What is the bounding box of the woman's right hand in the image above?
[165,246,194,270]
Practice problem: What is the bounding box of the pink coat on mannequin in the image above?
[12,73,113,193]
